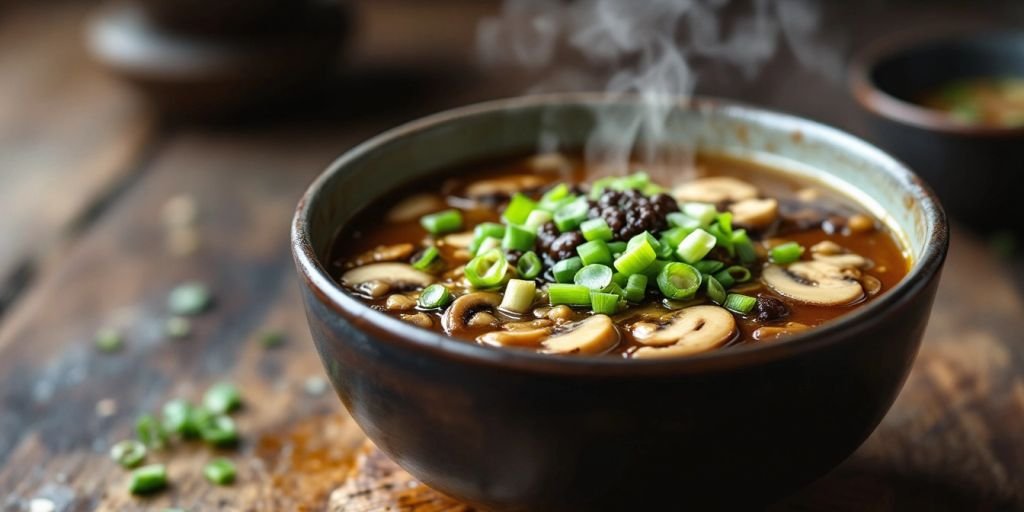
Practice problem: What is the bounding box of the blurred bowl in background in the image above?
[137,0,301,35]
[850,31,1024,235]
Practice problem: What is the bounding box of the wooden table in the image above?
[1,1,1022,510]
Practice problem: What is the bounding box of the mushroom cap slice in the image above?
[762,262,864,306]
[477,327,553,348]
[465,175,547,198]
[631,305,736,359]
[812,253,871,270]
[442,231,475,248]
[729,198,778,228]
[541,315,620,355]
[341,263,434,296]
[386,193,446,223]
[673,177,758,204]
[442,292,502,336]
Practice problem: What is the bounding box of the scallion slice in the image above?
[418,284,452,309]
[708,224,734,256]
[732,229,757,264]
[500,279,536,313]
[574,264,614,290]
[607,241,628,256]
[660,226,692,250]
[412,246,440,270]
[722,265,752,283]
[590,291,621,315]
[502,193,536,225]
[516,251,542,280]
[465,248,510,289]
[580,218,614,242]
[198,414,238,447]
[712,269,735,288]
[706,276,726,305]
[577,240,612,266]
[420,209,463,235]
[110,440,147,468]
[716,212,734,237]
[624,274,648,303]
[552,257,583,283]
[525,210,553,230]
[548,283,592,306]
[667,212,701,230]
[538,184,571,211]
[612,272,629,288]
[502,224,536,252]
[676,228,717,264]
[136,414,167,449]
[203,458,236,486]
[693,260,724,274]
[628,231,661,251]
[656,262,702,300]
[129,464,168,495]
[476,236,502,256]
[614,238,656,275]
[203,382,242,415]
[769,241,805,264]
[682,203,718,226]
[724,293,757,314]
[553,197,589,232]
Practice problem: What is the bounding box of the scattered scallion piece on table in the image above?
[168,282,212,316]
[198,414,238,447]
[577,240,612,266]
[552,257,583,284]
[136,414,167,449]
[418,284,453,309]
[203,458,236,486]
[464,248,510,289]
[676,228,717,264]
[420,209,463,235]
[110,440,147,468]
[656,262,702,300]
[770,241,805,264]
[500,279,536,313]
[129,464,168,495]
[516,251,542,280]
[724,293,757,314]
[502,193,537,225]
[203,382,242,415]
[162,399,199,437]
[590,291,621,315]
[548,283,592,306]
[411,246,440,270]
[574,264,613,291]
[95,327,123,353]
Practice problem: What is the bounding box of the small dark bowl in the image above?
[850,31,1024,235]
[292,94,948,511]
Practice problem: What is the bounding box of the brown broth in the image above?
[329,153,910,358]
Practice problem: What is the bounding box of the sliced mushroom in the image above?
[341,263,434,298]
[809,240,843,255]
[442,292,502,336]
[387,194,446,223]
[729,198,778,228]
[385,294,417,311]
[631,305,736,359]
[527,152,572,173]
[465,175,547,199]
[812,253,871,269]
[762,262,863,306]
[673,177,758,204]
[478,327,552,348]
[468,312,500,328]
[505,319,554,331]
[442,231,475,248]
[753,322,809,341]
[541,315,620,355]
[351,243,415,267]
[401,312,434,329]
[861,274,882,296]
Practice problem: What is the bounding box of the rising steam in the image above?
[477,0,840,181]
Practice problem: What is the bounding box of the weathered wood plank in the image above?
[0,2,155,311]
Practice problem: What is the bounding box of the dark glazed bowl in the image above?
[850,31,1024,235]
[292,94,948,511]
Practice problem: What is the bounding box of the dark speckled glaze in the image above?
[850,31,1024,235]
[291,94,948,511]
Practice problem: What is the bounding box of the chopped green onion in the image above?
[548,283,592,306]
[502,193,536,225]
[525,210,553,230]
[553,197,589,232]
[203,382,242,415]
[168,282,212,316]
[660,226,692,250]
[420,209,463,235]
[412,246,440,270]
[683,203,718,226]
[590,291,621,314]
[465,248,510,289]
[706,276,726,305]
[724,293,757,314]
[136,414,167,449]
[574,264,614,290]
[516,251,542,280]
[604,282,627,298]
[722,265,752,283]
[716,212,734,237]
[418,284,452,309]
[95,327,123,352]
[667,212,701,230]
[110,440,147,468]
[590,172,651,198]
[552,257,583,283]
[607,241,628,256]
[624,274,648,303]
[629,231,661,251]
[712,269,735,288]
[693,260,725,274]
[476,236,502,255]
[198,414,238,447]
[676,228,717,264]
[164,317,191,339]
[538,184,571,211]
[502,224,536,252]
[642,259,671,279]
[129,464,168,495]
[708,224,735,256]
[203,458,236,486]
[612,272,629,288]
[580,218,614,242]
[162,399,199,437]
[500,279,536,313]
[770,241,805,264]
[656,262,702,300]
[474,222,506,242]
[577,240,612,266]
[614,238,656,275]
[732,229,757,264]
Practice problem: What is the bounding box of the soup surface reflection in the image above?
[329,153,910,359]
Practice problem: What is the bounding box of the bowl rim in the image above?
[849,29,1024,137]
[291,92,948,376]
